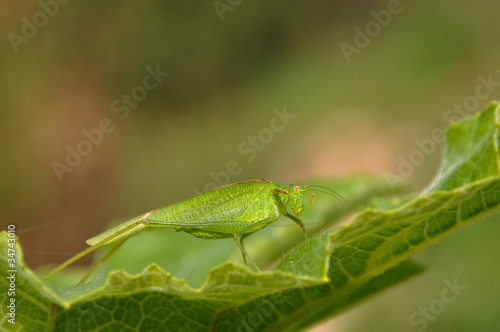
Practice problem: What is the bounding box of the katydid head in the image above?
[290,185,315,216]
[275,184,315,216]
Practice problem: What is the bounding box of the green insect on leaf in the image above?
[43,179,340,284]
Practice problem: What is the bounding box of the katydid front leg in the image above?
[272,189,308,239]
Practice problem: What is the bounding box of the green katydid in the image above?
[44,179,344,284]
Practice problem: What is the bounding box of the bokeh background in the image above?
[1,1,500,331]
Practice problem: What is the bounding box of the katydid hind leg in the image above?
[44,219,149,281]
[43,239,111,280]
[78,238,128,285]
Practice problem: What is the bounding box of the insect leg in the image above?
[233,233,261,272]
[272,189,308,237]
[43,219,149,281]
[239,233,252,265]
[284,212,308,240]
[77,238,128,285]
[231,217,279,272]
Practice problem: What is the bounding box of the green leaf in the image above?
[1,101,499,331]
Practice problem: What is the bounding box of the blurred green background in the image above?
[1,0,499,331]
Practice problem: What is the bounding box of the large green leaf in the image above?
[1,101,499,331]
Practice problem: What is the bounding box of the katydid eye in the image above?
[292,186,300,194]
